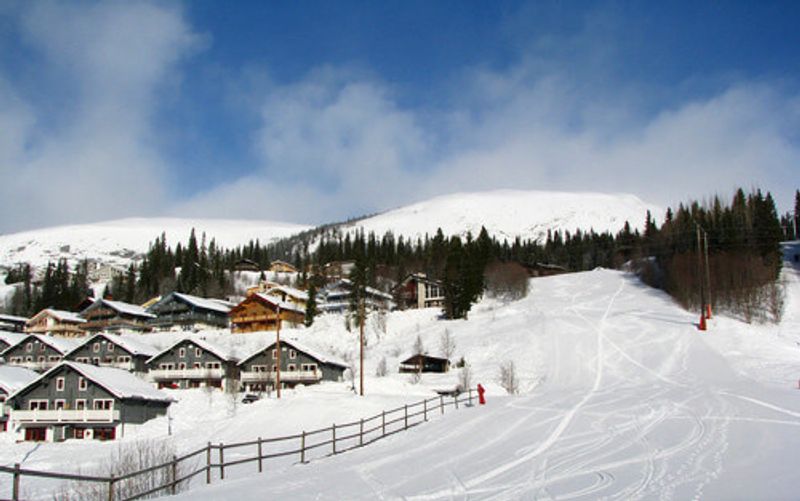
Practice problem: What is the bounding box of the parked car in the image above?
[241,393,261,404]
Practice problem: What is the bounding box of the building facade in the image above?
[64,333,157,375]
[80,299,155,333]
[25,309,86,337]
[1,335,79,372]
[229,293,304,333]
[238,339,347,392]
[146,338,238,391]
[146,292,232,332]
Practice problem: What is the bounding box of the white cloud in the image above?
[0,1,202,233]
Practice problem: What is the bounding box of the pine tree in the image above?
[305,282,318,327]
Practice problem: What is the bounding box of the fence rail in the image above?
[0,388,478,501]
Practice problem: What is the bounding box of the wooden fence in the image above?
[0,388,478,501]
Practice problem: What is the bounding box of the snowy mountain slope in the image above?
[335,190,661,243]
[0,218,311,270]
[3,261,800,499]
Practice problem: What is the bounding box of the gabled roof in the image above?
[150,292,232,315]
[9,362,171,402]
[0,365,39,395]
[146,337,238,364]
[0,314,28,324]
[239,337,347,369]
[265,285,309,302]
[234,293,304,315]
[401,353,450,364]
[82,298,156,319]
[396,273,443,288]
[324,279,393,301]
[65,333,159,359]
[7,334,80,355]
[27,308,86,325]
[0,330,27,348]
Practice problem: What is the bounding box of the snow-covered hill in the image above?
[0,218,311,270]
[336,190,661,243]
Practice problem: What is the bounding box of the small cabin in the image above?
[234,258,261,272]
[80,298,155,333]
[25,309,86,338]
[146,338,239,391]
[64,333,158,375]
[1,335,79,372]
[394,273,445,310]
[238,338,347,392]
[0,365,38,432]
[229,293,304,333]
[6,362,171,442]
[146,292,232,332]
[399,354,450,373]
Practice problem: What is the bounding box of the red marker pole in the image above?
[477,384,486,405]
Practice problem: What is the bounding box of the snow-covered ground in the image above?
[2,245,800,500]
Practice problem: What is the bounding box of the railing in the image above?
[0,389,480,501]
[240,370,320,383]
[11,408,118,423]
[148,368,225,380]
[6,361,57,372]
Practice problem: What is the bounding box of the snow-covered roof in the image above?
[0,314,28,323]
[88,299,156,319]
[19,334,81,355]
[147,337,238,364]
[65,333,159,358]
[170,292,232,314]
[9,362,172,402]
[0,365,39,395]
[251,293,305,315]
[28,308,86,324]
[239,337,347,368]
[265,285,309,302]
[324,279,394,301]
[0,330,27,348]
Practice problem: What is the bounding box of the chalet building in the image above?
[394,273,446,309]
[399,354,450,373]
[269,260,299,274]
[146,338,238,391]
[80,298,155,333]
[525,262,568,277]
[0,366,38,432]
[323,260,356,279]
[1,335,79,372]
[0,331,27,353]
[0,314,28,333]
[6,362,171,442]
[234,258,261,272]
[64,333,158,375]
[264,285,309,311]
[146,292,232,332]
[229,293,304,333]
[86,261,126,283]
[318,279,395,314]
[246,280,281,296]
[25,309,86,337]
[238,338,347,392]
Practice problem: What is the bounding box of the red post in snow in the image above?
[477,384,486,405]
[698,312,707,331]
[706,304,713,320]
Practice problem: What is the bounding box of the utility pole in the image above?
[276,304,281,399]
[359,297,364,397]
[696,224,706,330]
[703,230,712,319]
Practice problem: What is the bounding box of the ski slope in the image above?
[171,267,800,500]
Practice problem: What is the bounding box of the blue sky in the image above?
[1,1,799,233]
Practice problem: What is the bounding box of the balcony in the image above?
[240,370,321,383]
[148,368,225,380]
[11,408,119,423]
[9,361,57,372]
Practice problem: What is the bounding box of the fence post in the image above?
[257,436,263,473]
[219,442,225,480]
[332,424,337,454]
[206,442,211,484]
[381,411,386,437]
[469,388,473,406]
[300,431,306,463]
[404,404,408,430]
[424,399,428,421]
[107,473,115,501]
[12,463,20,501]
[171,454,178,495]
[359,418,364,447]
[440,395,445,414]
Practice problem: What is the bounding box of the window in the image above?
[56,377,65,391]
[287,364,296,371]
[74,428,86,439]
[29,400,48,410]
[271,365,278,372]
[117,356,131,363]
[37,356,45,363]
[178,362,186,370]
[25,356,33,362]
[193,362,201,369]
[108,343,114,352]
[252,365,267,373]
[289,349,297,360]
[39,343,46,352]
[206,362,221,369]
[75,399,86,410]
[301,363,318,372]
[271,349,277,359]
[77,357,90,363]
[178,347,186,358]
[93,399,113,410]
[92,357,100,365]
[159,363,174,370]
[26,343,32,352]
[49,356,60,362]
[78,377,87,391]
[54,400,66,410]
[11,357,22,363]
[195,348,202,358]
[93,343,100,353]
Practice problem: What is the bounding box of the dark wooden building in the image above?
[64,333,158,375]
[394,273,446,310]
[1,334,79,372]
[0,365,38,432]
[80,298,155,333]
[399,354,450,373]
[146,338,239,391]
[146,292,232,332]
[238,338,347,392]
[0,330,27,353]
[229,293,304,333]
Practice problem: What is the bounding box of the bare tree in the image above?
[375,356,388,377]
[458,363,472,393]
[413,334,424,356]
[498,360,519,395]
[484,261,529,302]
[439,329,456,362]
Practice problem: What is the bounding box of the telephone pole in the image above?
[359,298,364,397]
[696,224,707,330]
[703,230,712,319]
[276,304,281,399]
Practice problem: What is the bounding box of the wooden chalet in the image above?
[525,262,568,277]
[264,285,309,311]
[0,365,38,432]
[318,279,395,314]
[229,293,304,333]
[146,338,238,391]
[80,298,155,333]
[323,260,356,279]
[0,331,27,353]
[394,273,445,310]
[25,309,86,338]
[238,338,347,392]
[64,333,158,375]
[6,362,171,442]
[399,353,450,373]
[0,314,28,333]
[234,258,261,272]
[146,292,232,332]
[269,260,299,274]
[1,335,79,372]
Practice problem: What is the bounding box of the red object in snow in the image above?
[698,313,707,331]
[706,304,713,320]
[477,383,486,405]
